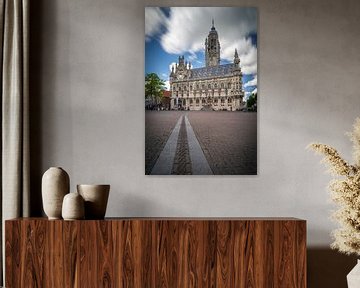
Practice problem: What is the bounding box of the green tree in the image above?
[145,73,166,105]
[246,93,257,111]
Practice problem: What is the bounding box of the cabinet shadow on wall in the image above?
[308,248,357,288]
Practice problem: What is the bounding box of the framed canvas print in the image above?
[145,7,257,175]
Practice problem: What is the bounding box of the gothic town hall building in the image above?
[170,21,244,111]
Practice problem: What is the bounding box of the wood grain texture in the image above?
[47,220,63,288]
[5,218,306,288]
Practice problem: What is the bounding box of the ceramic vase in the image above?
[62,192,85,220]
[77,184,110,219]
[347,259,360,288]
[42,167,70,219]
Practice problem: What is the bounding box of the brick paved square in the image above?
[145,111,183,174]
[187,111,257,175]
[146,111,257,175]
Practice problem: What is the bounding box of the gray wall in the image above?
[30,0,360,285]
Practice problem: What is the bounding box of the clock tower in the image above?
[205,19,220,67]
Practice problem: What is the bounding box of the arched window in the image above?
[214,83,217,88]
[221,83,224,89]
[228,83,231,89]
[208,83,211,89]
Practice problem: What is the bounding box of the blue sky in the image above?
[145,7,257,99]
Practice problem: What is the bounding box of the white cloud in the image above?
[161,7,256,53]
[240,46,257,74]
[221,38,257,74]
[145,7,167,41]
[188,53,197,62]
[164,80,170,90]
[244,86,257,100]
[244,75,257,88]
[169,62,177,72]
[158,7,257,74]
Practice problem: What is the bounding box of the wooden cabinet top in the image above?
[6,217,305,222]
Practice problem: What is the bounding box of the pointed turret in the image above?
[234,48,240,66]
[178,55,185,67]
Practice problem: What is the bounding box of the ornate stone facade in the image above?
[170,21,244,111]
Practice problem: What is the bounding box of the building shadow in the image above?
[308,248,357,288]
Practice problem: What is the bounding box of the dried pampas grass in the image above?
[308,118,360,256]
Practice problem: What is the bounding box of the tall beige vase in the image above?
[42,167,70,219]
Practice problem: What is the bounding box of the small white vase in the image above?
[62,192,85,220]
[42,167,70,219]
[77,184,110,219]
[347,259,360,288]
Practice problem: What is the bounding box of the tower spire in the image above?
[211,18,215,30]
[234,48,240,66]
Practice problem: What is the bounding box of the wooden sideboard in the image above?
[5,218,306,287]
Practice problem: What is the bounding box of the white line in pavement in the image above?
[184,115,213,175]
[150,115,183,175]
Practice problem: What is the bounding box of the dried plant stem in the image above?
[308,118,360,256]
